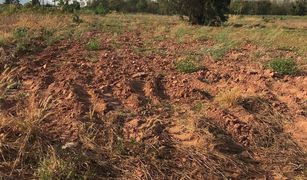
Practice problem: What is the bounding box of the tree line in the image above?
[1,0,233,25]
[1,0,306,25]
[230,0,306,16]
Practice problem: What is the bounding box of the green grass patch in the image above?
[205,41,239,61]
[267,58,298,75]
[211,45,231,61]
[37,151,78,180]
[85,39,101,51]
[175,55,203,73]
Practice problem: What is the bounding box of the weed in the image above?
[252,50,263,59]
[85,39,101,51]
[13,27,31,52]
[194,33,210,41]
[171,24,191,42]
[0,37,4,47]
[267,58,298,75]
[72,13,83,24]
[88,21,104,32]
[262,16,276,23]
[37,147,77,180]
[175,55,203,73]
[13,27,28,40]
[211,45,231,61]
[205,40,239,61]
[0,68,18,99]
[59,28,75,40]
[215,88,242,108]
[87,52,99,62]
[41,28,54,39]
[192,102,204,112]
[39,28,57,45]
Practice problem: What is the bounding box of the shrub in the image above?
[85,39,101,51]
[267,58,298,75]
[175,55,202,73]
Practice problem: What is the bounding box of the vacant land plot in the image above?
[0,12,306,179]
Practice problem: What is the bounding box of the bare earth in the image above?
[0,14,306,179]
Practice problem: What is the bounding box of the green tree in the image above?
[32,0,40,6]
[157,0,171,14]
[58,0,64,6]
[125,0,138,12]
[89,0,109,14]
[109,0,125,12]
[4,0,20,5]
[136,0,148,12]
[169,0,231,25]
[292,0,306,16]
[4,0,12,4]
[255,1,271,15]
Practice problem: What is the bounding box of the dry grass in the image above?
[4,13,70,31]
[0,96,53,178]
[215,88,243,108]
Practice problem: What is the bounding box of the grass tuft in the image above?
[37,147,77,180]
[175,55,203,73]
[267,58,298,75]
[85,39,101,51]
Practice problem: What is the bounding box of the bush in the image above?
[85,39,101,51]
[267,58,298,75]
